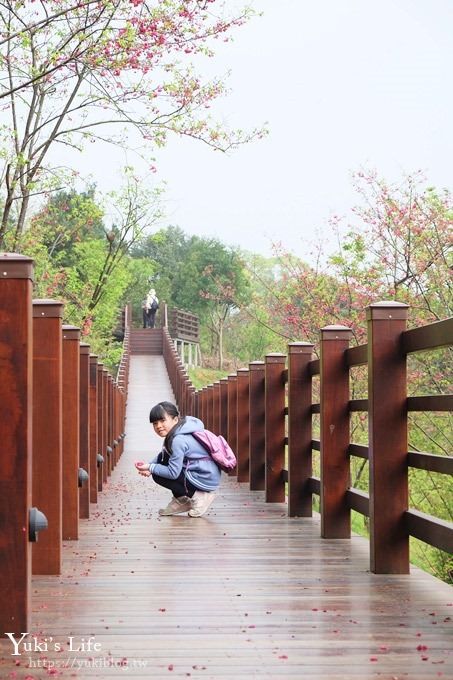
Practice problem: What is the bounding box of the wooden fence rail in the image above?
[0,254,128,633]
[162,300,453,576]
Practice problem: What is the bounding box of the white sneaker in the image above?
[158,496,193,516]
[188,491,216,517]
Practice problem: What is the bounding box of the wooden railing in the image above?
[168,306,199,343]
[162,300,452,575]
[0,254,128,632]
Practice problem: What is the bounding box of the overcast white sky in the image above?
[81,0,453,263]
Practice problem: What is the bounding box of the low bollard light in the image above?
[29,507,48,542]
[78,467,89,487]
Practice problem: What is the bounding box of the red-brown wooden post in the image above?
[62,325,81,540]
[32,300,64,575]
[112,380,118,466]
[227,375,238,473]
[177,369,183,415]
[104,369,115,475]
[236,368,250,483]
[219,378,229,440]
[0,254,34,631]
[102,368,110,480]
[176,360,183,410]
[204,387,209,428]
[79,343,90,519]
[198,388,205,424]
[89,354,99,503]
[181,375,187,416]
[183,375,189,416]
[120,386,126,454]
[180,374,186,415]
[320,326,352,538]
[113,381,120,466]
[249,361,265,491]
[367,301,409,574]
[207,384,214,431]
[108,374,113,470]
[109,374,118,469]
[213,382,221,433]
[193,390,199,419]
[288,342,315,517]
[178,370,185,415]
[97,363,105,491]
[113,382,120,465]
[265,353,287,503]
[110,379,116,467]
[187,384,196,416]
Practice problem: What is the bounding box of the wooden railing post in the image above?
[89,354,99,504]
[320,326,352,538]
[265,353,287,503]
[367,301,409,574]
[199,387,206,425]
[227,374,238,472]
[180,372,187,416]
[213,381,221,433]
[32,300,64,575]
[112,383,119,465]
[107,374,114,470]
[187,384,195,416]
[207,384,215,431]
[175,359,183,410]
[79,343,90,519]
[249,361,265,491]
[97,362,105,491]
[0,254,34,631]
[62,325,81,540]
[236,368,250,483]
[219,377,229,440]
[111,378,118,468]
[288,342,315,517]
[102,368,110,481]
[193,389,199,419]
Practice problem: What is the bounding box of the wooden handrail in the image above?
[161,299,452,574]
[0,253,128,631]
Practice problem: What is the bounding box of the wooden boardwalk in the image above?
[0,356,452,679]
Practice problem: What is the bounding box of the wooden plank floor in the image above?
[1,356,452,679]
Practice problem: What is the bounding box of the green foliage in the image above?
[224,307,277,367]
[16,186,137,370]
[187,367,227,390]
[25,187,105,265]
[122,257,159,327]
[130,227,252,367]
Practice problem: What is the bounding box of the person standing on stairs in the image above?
[135,401,220,517]
[145,288,159,328]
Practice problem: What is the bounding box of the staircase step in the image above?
[129,328,163,355]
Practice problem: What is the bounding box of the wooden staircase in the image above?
[129,328,163,355]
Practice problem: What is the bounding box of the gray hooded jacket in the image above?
[149,416,221,492]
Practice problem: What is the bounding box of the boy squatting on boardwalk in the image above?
[135,401,220,517]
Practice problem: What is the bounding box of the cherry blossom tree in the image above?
[0,0,263,248]
[332,169,452,322]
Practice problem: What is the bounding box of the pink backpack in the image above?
[192,430,237,473]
